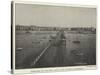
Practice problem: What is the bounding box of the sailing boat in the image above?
[25,27,31,33]
[72,34,80,44]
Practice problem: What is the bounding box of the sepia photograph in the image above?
[12,1,96,73]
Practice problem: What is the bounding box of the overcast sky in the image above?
[15,3,96,27]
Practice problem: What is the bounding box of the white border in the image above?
[14,65,96,74]
[12,1,97,74]
[12,0,97,8]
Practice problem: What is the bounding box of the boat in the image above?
[73,40,80,44]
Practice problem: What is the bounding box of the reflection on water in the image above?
[15,31,96,69]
